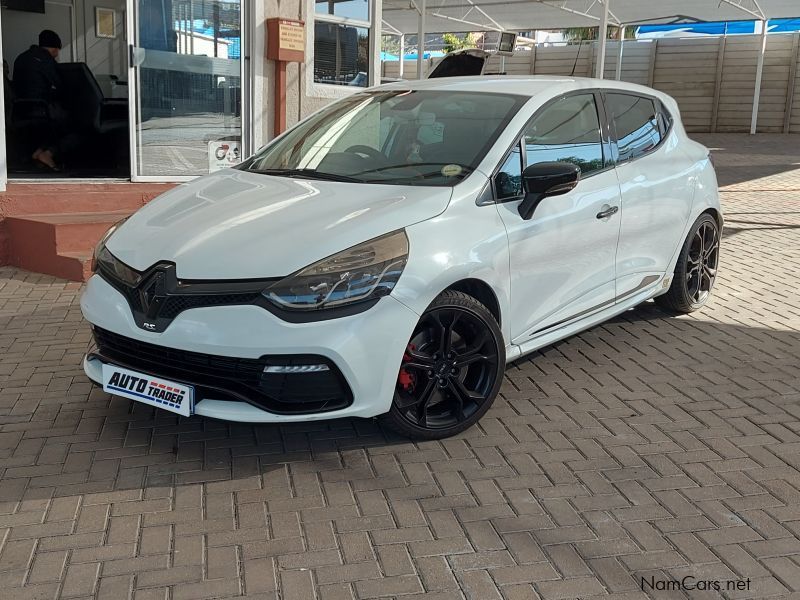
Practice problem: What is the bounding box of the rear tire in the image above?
[656,213,720,314]
[380,290,505,440]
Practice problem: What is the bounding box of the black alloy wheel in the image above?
[685,219,719,305]
[381,290,505,439]
[656,213,720,313]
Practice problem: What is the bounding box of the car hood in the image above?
[107,169,453,279]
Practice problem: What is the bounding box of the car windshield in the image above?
[241,90,526,186]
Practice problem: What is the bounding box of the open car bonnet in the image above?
[426,49,491,78]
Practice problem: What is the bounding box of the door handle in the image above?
[596,205,619,219]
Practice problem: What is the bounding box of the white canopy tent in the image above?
[380,0,800,132]
[382,0,800,35]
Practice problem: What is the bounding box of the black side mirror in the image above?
[518,161,581,220]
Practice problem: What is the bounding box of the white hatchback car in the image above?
[81,76,721,439]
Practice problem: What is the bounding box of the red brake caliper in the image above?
[398,343,417,393]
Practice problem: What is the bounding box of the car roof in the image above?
[378,75,669,102]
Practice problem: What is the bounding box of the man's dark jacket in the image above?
[13,45,60,102]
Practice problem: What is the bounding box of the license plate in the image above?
[102,364,193,417]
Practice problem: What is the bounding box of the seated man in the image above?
[13,29,65,170]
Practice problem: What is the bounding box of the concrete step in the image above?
[11,210,132,252]
[53,251,94,283]
[2,182,172,216]
[0,182,175,274]
[6,210,135,282]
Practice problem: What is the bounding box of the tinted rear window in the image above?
[606,93,662,161]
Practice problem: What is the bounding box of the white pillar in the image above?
[615,26,625,80]
[417,0,427,79]
[751,19,768,134]
[0,9,6,191]
[595,0,610,79]
[369,0,383,85]
[399,34,405,78]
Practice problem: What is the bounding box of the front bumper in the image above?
[80,274,420,422]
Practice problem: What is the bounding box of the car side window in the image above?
[494,142,523,199]
[523,94,604,177]
[655,101,672,138]
[606,93,662,161]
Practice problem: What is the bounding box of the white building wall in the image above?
[254,0,382,145]
[77,0,127,80]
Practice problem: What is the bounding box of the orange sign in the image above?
[266,18,305,63]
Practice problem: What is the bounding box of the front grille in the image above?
[92,327,353,414]
[159,293,262,319]
[121,287,261,320]
[97,260,277,333]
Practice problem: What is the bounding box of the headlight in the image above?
[93,217,128,261]
[92,218,141,287]
[264,230,408,311]
[94,245,142,287]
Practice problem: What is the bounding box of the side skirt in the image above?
[506,275,669,364]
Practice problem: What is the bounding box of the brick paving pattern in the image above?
[0,133,799,599]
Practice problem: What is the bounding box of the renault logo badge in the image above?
[138,270,168,328]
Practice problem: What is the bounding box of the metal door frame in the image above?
[127,0,251,182]
[0,9,6,192]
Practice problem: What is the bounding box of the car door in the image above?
[604,92,694,298]
[493,92,623,344]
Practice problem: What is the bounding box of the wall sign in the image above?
[96,7,117,39]
[208,141,241,172]
[266,18,305,63]
[279,21,304,52]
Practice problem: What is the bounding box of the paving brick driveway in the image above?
[0,134,799,600]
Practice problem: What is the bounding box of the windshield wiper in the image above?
[351,162,472,177]
[247,168,364,183]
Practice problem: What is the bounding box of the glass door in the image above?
[128,0,244,180]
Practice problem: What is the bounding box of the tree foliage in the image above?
[443,32,478,52]
[382,35,401,55]
[562,26,636,41]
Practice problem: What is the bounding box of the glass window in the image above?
[135,0,242,177]
[313,22,369,87]
[606,93,661,161]
[495,143,523,199]
[524,94,604,176]
[655,101,672,138]
[315,0,369,21]
[244,90,526,186]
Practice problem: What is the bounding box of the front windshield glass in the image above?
[241,90,526,186]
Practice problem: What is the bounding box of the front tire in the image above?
[656,213,720,314]
[380,290,505,440]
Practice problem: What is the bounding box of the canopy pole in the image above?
[418,0,427,79]
[595,0,610,79]
[751,19,768,134]
[615,25,625,80]
[399,34,405,78]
